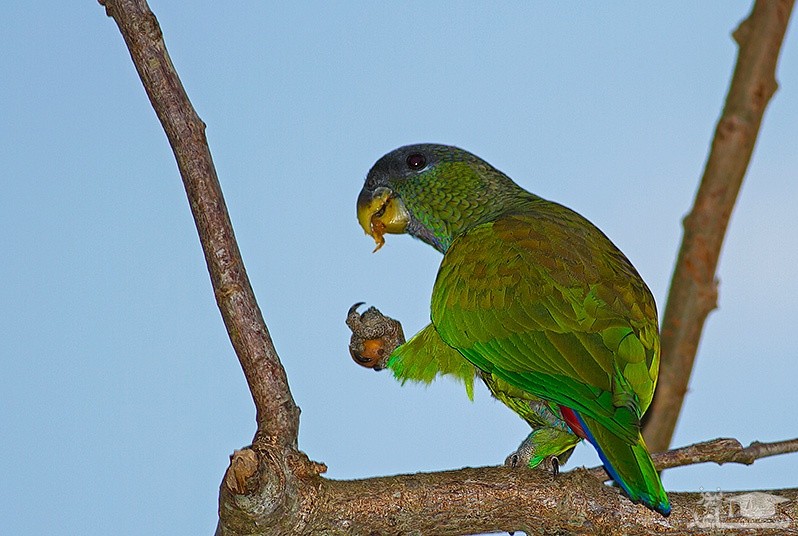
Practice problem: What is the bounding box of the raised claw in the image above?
[547,455,560,477]
[347,302,366,317]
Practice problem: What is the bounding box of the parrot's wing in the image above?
[431,209,660,442]
[387,323,477,400]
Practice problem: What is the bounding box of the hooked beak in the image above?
[356,186,410,251]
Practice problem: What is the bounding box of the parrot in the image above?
[354,143,670,515]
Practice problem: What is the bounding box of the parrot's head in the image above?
[357,143,527,253]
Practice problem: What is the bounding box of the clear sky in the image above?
[2,2,796,534]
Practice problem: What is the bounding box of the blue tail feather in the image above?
[575,410,671,516]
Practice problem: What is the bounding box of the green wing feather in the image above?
[431,206,668,512]
[389,321,581,466]
[387,323,477,400]
[432,208,659,422]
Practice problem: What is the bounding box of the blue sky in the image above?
[1,2,796,534]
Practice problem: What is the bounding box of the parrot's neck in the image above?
[406,218,450,253]
[399,173,542,254]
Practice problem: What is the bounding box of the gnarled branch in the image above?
[220,438,798,535]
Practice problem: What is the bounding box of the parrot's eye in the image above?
[406,153,427,171]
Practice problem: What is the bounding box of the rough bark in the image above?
[642,0,795,453]
[99,0,299,450]
[218,449,798,535]
[99,0,798,534]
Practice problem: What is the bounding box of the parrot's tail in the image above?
[574,411,671,516]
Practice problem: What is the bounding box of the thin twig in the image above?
[588,437,798,480]
[644,0,795,452]
[99,0,299,448]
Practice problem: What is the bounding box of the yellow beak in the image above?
[357,187,410,252]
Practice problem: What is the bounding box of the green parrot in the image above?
[355,143,670,515]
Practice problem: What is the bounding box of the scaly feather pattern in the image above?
[431,208,669,514]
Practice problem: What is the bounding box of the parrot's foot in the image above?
[504,429,578,474]
[504,447,530,469]
[504,433,541,469]
[504,448,560,476]
[346,303,405,371]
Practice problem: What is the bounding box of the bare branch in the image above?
[644,0,795,452]
[99,0,299,448]
[588,437,798,480]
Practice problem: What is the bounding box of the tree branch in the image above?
[99,0,299,448]
[588,437,798,480]
[643,0,795,452]
[220,439,798,535]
